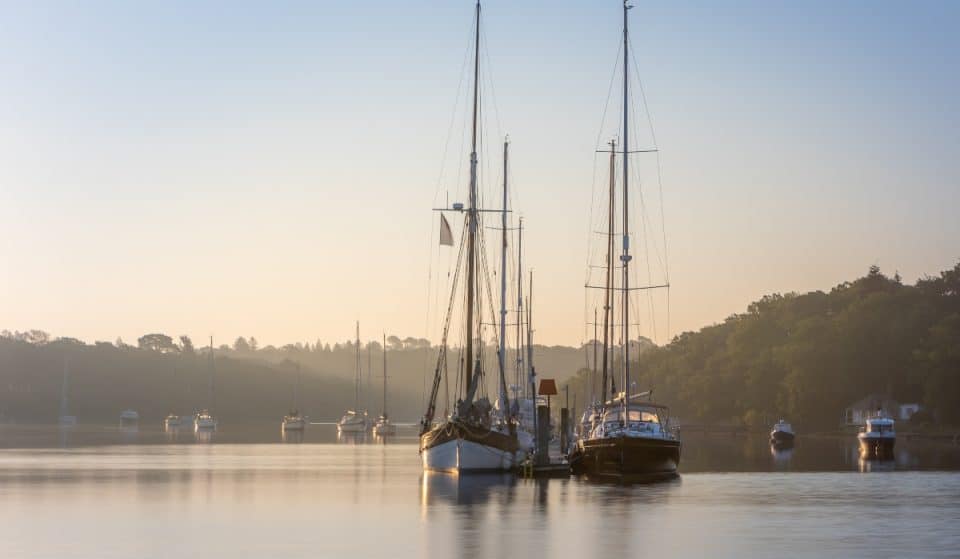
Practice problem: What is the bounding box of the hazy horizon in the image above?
[2,0,957,348]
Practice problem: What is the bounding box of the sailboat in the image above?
[568,1,680,480]
[164,365,183,428]
[337,322,368,433]
[419,0,521,473]
[372,334,396,436]
[194,337,217,431]
[282,363,307,431]
[58,357,77,426]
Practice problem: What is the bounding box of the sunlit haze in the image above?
[1,0,957,347]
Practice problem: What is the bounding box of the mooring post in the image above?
[536,404,550,466]
[560,407,570,454]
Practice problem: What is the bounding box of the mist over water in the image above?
[1,425,958,558]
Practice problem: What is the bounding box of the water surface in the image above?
[1,425,958,558]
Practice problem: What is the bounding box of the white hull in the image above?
[194,419,217,430]
[282,418,306,431]
[422,438,518,473]
[337,422,366,433]
[164,418,182,428]
[373,424,397,436]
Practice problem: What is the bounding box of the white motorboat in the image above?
[194,409,217,431]
[163,414,182,429]
[858,413,895,456]
[770,419,795,445]
[120,409,139,426]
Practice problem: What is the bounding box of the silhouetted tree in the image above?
[138,333,178,353]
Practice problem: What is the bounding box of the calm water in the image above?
[1,424,959,558]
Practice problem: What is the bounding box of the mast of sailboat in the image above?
[382,333,387,418]
[294,362,300,411]
[515,218,524,399]
[60,356,69,418]
[497,137,511,417]
[354,322,360,413]
[620,0,633,414]
[592,307,598,404]
[462,0,481,408]
[527,271,537,439]
[601,139,616,407]
[208,336,215,414]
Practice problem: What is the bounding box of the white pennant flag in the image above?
[439,214,454,246]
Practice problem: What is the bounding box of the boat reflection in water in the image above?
[859,455,896,473]
[194,429,214,444]
[281,428,305,444]
[419,471,516,507]
[770,443,794,469]
[337,430,367,445]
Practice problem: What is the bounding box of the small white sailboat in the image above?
[58,358,77,427]
[420,1,521,472]
[338,322,369,434]
[194,337,218,431]
[372,333,396,436]
[163,414,183,429]
[282,363,307,431]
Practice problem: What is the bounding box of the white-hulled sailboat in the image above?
[282,363,307,431]
[372,333,396,436]
[194,337,217,431]
[419,0,521,473]
[337,322,368,434]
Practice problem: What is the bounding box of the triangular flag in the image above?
[439,214,454,246]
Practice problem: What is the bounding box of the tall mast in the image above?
[515,218,524,398]
[498,137,510,415]
[382,333,387,417]
[463,0,481,404]
[354,322,360,412]
[601,139,616,404]
[592,307,598,404]
[60,357,69,417]
[209,336,215,413]
[526,272,536,436]
[621,0,633,411]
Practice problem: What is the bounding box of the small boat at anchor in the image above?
[338,322,370,434]
[372,333,396,436]
[858,413,895,456]
[163,414,182,429]
[282,363,307,431]
[119,409,139,427]
[770,419,795,446]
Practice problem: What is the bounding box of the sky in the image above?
[1,0,957,348]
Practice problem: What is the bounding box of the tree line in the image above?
[564,263,960,431]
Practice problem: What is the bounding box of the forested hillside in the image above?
[564,263,960,430]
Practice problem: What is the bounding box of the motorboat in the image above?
[163,414,182,429]
[858,413,895,456]
[120,409,139,426]
[770,419,795,446]
[194,409,217,431]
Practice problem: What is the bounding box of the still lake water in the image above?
[1,424,959,558]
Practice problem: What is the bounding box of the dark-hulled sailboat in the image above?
[569,1,681,480]
[419,0,521,473]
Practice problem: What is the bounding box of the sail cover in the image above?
[439,214,454,246]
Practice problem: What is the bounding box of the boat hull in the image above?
[194,419,217,431]
[572,435,680,480]
[770,430,795,445]
[420,421,520,473]
[858,434,895,456]
[337,422,366,433]
[283,419,306,431]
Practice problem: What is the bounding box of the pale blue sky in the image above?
[1,1,957,347]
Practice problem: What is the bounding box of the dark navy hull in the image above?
[770,430,795,444]
[571,435,680,482]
